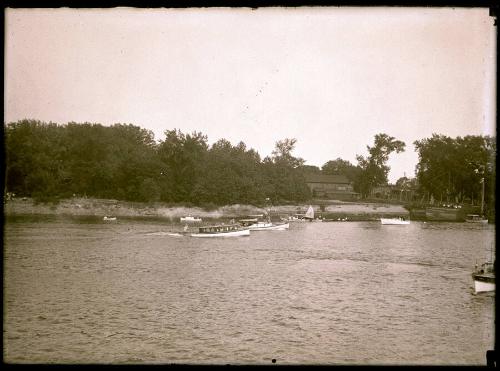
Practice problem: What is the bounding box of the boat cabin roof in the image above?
[239,218,258,222]
[198,224,241,232]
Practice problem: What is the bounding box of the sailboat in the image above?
[304,205,315,222]
[466,173,488,223]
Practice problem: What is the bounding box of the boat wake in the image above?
[145,231,185,237]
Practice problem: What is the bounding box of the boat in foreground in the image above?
[190,224,250,238]
[472,261,495,293]
[465,214,488,224]
[380,217,410,225]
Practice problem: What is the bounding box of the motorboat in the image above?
[190,224,250,238]
[380,217,410,225]
[180,216,202,223]
[281,214,306,222]
[322,217,348,222]
[465,214,488,224]
[103,216,117,221]
[239,218,289,231]
[472,261,495,293]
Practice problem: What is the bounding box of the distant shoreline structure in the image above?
[3,197,440,223]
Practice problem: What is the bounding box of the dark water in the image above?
[3,215,495,364]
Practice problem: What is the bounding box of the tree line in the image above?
[3,120,496,213]
[4,120,311,206]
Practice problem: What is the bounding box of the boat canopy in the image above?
[198,224,241,233]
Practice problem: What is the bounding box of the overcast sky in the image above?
[5,7,496,183]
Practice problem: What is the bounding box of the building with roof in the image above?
[305,174,360,200]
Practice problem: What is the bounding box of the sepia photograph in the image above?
[3,6,496,365]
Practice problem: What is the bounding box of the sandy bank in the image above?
[4,198,409,221]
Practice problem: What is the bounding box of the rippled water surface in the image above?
[4,215,495,364]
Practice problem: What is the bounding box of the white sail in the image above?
[305,205,314,219]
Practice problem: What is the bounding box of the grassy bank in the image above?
[4,197,409,222]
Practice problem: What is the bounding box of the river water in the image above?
[3,215,495,365]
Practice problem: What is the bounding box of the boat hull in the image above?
[247,223,289,231]
[473,275,495,293]
[190,229,250,238]
[181,217,202,222]
[465,219,488,224]
[380,218,410,225]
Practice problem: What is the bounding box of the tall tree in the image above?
[322,158,362,183]
[414,134,495,210]
[157,129,208,202]
[263,138,310,203]
[356,133,406,198]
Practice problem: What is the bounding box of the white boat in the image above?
[180,216,202,223]
[282,214,307,222]
[304,205,315,221]
[465,214,488,224]
[239,218,289,231]
[190,224,250,238]
[472,261,495,293]
[380,217,410,225]
[103,216,117,221]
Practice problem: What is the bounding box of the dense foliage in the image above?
[4,120,495,212]
[414,134,496,213]
[4,120,311,205]
[355,134,406,198]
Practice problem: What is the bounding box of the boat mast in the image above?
[481,176,485,217]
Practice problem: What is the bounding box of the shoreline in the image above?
[4,197,410,222]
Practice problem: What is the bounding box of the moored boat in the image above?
[282,214,307,222]
[465,214,488,224]
[304,205,315,222]
[472,261,495,293]
[190,224,249,238]
[380,217,410,225]
[180,216,202,222]
[103,216,117,221]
